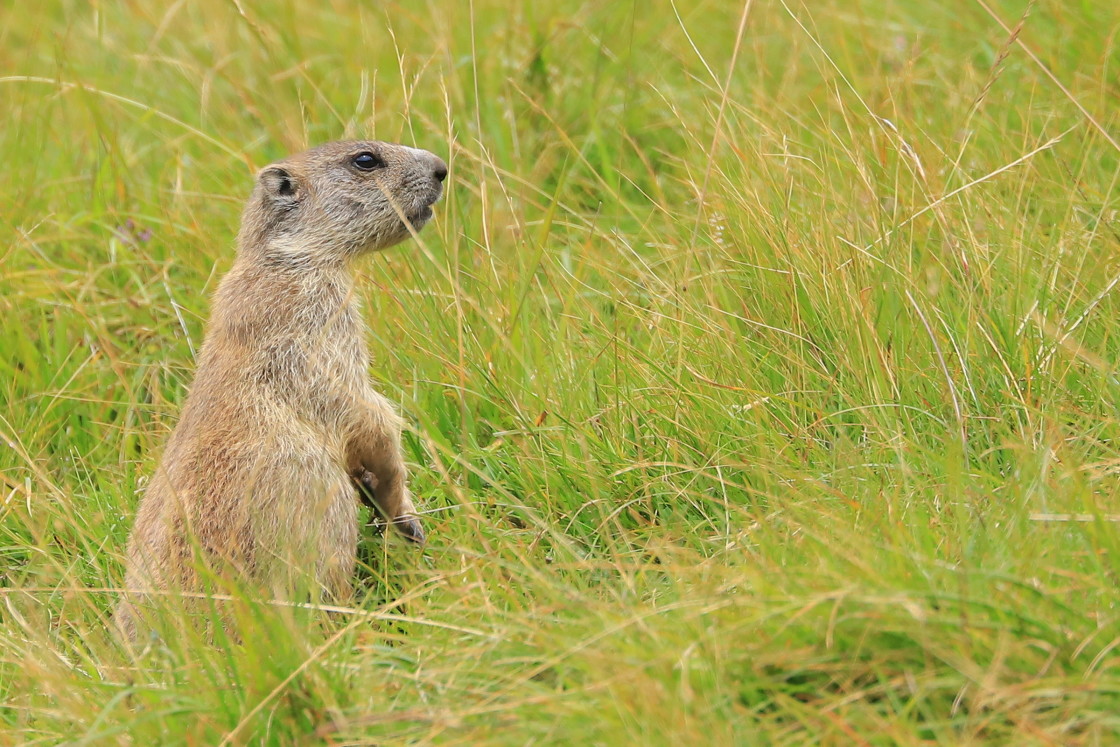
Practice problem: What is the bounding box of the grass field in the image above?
[2,0,1120,743]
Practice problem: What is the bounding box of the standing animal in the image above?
[116,140,447,639]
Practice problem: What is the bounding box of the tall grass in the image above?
[2,0,1120,742]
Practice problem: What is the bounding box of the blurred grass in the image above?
[2,0,1120,743]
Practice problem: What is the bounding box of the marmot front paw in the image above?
[353,469,425,545]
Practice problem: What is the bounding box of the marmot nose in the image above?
[428,155,448,183]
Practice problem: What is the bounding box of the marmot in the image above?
[116,140,447,639]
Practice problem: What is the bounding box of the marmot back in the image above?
[116,140,447,640]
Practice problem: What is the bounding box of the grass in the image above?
[2,0,1120,743]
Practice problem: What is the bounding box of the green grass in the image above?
[2,0,1120,742]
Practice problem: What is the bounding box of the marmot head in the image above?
[239,140,448,263]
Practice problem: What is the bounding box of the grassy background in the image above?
[2,0,1120,743]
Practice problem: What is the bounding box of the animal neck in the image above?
[212,247,360,338]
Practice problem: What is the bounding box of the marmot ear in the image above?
[258,166,301,204]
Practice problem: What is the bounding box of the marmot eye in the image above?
[352,152,384,171]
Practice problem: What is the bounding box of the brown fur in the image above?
[116,140,447,639]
